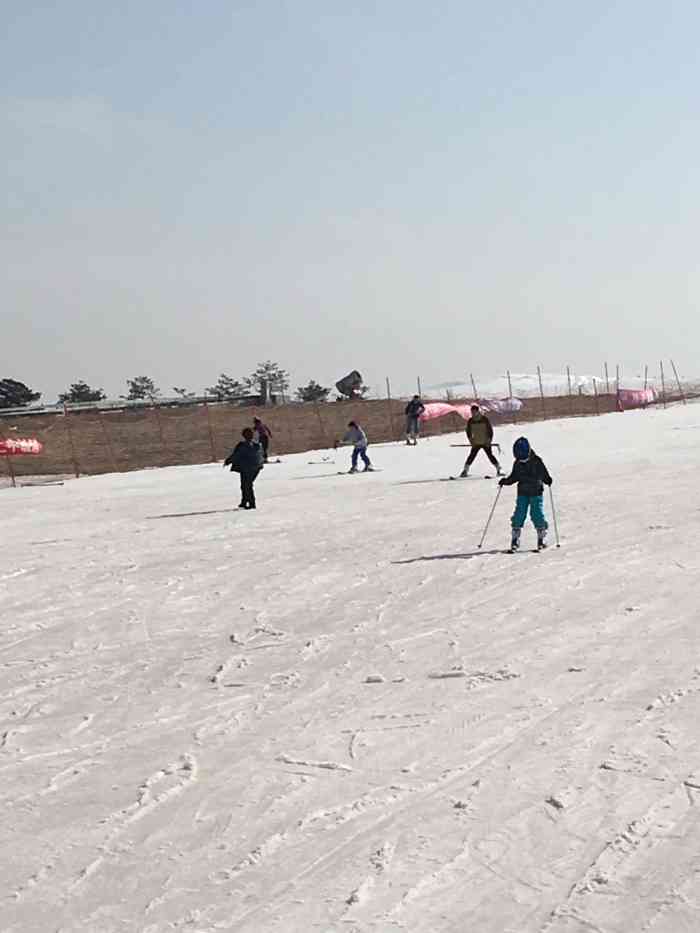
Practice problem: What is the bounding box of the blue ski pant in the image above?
[351,446,371,469]
[511,494,548,530]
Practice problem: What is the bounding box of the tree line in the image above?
[0,362,333,409]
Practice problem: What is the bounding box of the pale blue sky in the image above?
[3,1,699,400]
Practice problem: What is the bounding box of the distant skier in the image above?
[224,427,264,509]
[460,404,503,477]
[340,421,374,473]
[404,395,426,445]
[499,436,553,550]
[253,417,272,462]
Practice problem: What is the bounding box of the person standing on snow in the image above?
[252,417,272,462]
[340,421,374,473]
[404,395,426,445]
[499,436,553,550]
[224,427,264,509]
[460,404,503,477]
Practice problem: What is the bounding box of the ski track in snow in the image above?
[1,406,700,931]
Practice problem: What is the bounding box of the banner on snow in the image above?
[420,399,523,422]
[617,388,656,409]
[0,437,44,455]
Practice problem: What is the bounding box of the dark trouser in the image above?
[406,415,419,438]
[239,469,260,508]
[466,444,500,468]
[351,446,371,470]
[260,436,269,461]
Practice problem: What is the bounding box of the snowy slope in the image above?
[2,405,700,932]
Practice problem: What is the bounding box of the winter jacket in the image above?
[500,452,552,497]
[466,413,494,447]
[342,425,368,448]
[404,399,426,418]
[253,422,272,441]
[224,440,264,474]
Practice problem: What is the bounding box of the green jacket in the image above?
[466,413,494,447]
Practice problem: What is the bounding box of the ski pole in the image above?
[478,485,503,549]
[548,485,561,548]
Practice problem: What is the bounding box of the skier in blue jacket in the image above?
[499,436,552,550]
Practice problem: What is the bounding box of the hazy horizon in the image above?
[4,2,700,402]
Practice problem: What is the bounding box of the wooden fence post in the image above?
[204,402,217,461]
[470,373,479,403]
[592,377,600,416]
[507,369,517,424]
[97,410,118,472]
[152,403,167,456]
[605,362,610,395]
[660,361,667,409]
[0,425,17,487]
[537,366,546,418]
[386,378,397,440]
[616,364,621,410]
[566,366,573,415]
[643,364,648,392]
[5,453,16,487]
[63,403,81,478]
[670,359,687,404]
[313,401,328,449]
[417,376,422,396]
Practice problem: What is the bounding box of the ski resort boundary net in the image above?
[0,386,694,483]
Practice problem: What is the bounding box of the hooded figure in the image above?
[224,427,264,509]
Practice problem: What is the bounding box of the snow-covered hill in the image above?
[2,404,700,931]
[428,370,660,398]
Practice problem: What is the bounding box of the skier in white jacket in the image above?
[340,421,374,473]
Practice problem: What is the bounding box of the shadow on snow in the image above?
[146,508,239,520]
[393,549,505,564]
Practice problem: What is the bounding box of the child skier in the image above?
[498,436,552,550]
[224,427,264,509]
[460,405,504,477]
[340,421,374,473]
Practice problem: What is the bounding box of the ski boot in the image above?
[349,466,358,474]
[364,464,375,472]
[537,527,548,550]
[459,466,469,478]
[509,527,521,552]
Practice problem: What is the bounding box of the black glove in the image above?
[545,478,553,486]
[498,478,506,487]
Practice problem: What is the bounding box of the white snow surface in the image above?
[3,405,700,932]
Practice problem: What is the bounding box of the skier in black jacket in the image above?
[404,396,426,445]
[224,428,264,509]
[499,436,552,550]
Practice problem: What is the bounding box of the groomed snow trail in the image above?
[2,406,700,932]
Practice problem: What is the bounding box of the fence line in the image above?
[1,364,695,481]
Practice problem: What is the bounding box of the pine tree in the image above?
[205,373,245,401]
[0,378,41,409]
[59,381,106,403]
[123,376,160,401]
[296,380,330,402]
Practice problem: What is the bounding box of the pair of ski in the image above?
[447,474,494,481]
[508,544,547,554]
[337,469,382,475]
